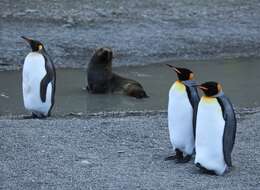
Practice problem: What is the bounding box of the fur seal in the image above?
[87,48,148,99]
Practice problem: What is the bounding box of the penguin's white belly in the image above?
[195,97,226,175]
[22,52,52,116]
[168,82,194,155]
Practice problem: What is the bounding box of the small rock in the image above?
[80,160,91,165]
[15,12,26,17]
[62,24,73,28]
[25,9,38,14]
[66,112,83,117]
[2,13,11,18]
[0,93,9,98]
[67,16,74,24]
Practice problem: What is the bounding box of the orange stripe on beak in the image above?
[198,86,208,91]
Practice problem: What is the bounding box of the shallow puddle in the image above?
[0,58,259,116]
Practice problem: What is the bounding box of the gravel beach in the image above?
[0,0,260,70]
[0,111,260,190]
[0,1,260,189]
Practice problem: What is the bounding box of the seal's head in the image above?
[87,47,114,93]
[91,48,113,67]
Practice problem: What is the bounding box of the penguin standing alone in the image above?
[22,36,56,118]
[195,81,236,175]
[166,64,200,163]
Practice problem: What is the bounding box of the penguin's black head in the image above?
[21,36,44,52]
[93,47,113,64]
[198,81,222,97]
[166,64,194,81]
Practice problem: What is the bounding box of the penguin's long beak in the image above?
[165,64,181,74]
[197,85,208,91]
[21,36,32,45]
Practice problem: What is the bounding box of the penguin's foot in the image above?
[164,155,181,161]
[196,163,216,175]
[23,113,47,119]
[164,149,183,161]
[175,155,192,163]
[35,114,47,119]
[23,115,36,119]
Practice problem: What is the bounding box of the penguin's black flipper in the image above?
[217,96,237,167]
[40,74,51,102]
[47,54,56,116]
[40,52,56,116]
[186,86,200,138]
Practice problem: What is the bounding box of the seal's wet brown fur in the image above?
[87,48,148,99]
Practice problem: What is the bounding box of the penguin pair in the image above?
[166,64,237,175]
[21,37,56,118]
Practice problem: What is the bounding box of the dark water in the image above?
[0,58,259,116]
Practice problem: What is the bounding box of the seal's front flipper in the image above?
[124,84,149,99]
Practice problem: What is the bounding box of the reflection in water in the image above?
[0,58,259,116]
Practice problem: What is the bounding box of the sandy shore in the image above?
[1,0,260,70]
[0,111,259,190]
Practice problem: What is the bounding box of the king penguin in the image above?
[22,36,56,118]
[165,64,200,163]
[195,81,236,175]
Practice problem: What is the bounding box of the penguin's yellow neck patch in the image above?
[171,80,186,92]
[201,96,217,104]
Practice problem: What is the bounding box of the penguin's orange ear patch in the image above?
[189,73,194,80]
[38,45,43,50]
[217,83,222,92]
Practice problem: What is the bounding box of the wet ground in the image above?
[1,0,260,69]
[0,57,260,116]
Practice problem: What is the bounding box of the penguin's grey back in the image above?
[217,95,237,166]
